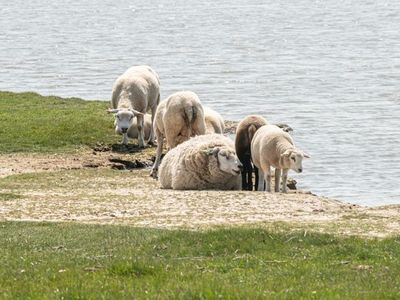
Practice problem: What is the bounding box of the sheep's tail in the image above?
[183,105,197,137]
[248,124,257,141]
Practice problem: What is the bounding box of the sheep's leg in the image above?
[150,130,163,179]
[137,114,145,148]
[282,169,289,193]
[274,168,281,192]
[241,172,247,190]
[148,105,156,145]
[257,171,264,191]
[241,156,252,190]
[254,165,259,191]
[265,166,272,192]
[247,163,253,191]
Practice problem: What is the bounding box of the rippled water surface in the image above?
[1,0,399,205]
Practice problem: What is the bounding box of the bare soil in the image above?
[0,149,399,238]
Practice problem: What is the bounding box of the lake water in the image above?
[1,0,399,206]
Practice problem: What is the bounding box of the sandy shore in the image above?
[0,150,399,238]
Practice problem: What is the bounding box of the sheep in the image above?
[150,91,206,178]
[126,113,152,141]
[235,115,269,191]
[251,124,310,193]
[159,134,243,190]
[108,65,160,147]
[203,106,225,134]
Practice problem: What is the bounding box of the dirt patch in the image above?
[0,146,154,178]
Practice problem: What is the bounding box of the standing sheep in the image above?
[251,125,310,193]
[150,91,206,178]
[235,115,268,191]
[159,134,243,190]
[203,106,225,134]
[108,65,160,147]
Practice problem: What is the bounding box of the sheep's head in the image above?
[204,146,243,176]
[107,108,144,134]
[280,149,310,173]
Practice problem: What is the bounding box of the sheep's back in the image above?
[112,66,160,110]
[235,115,268,159]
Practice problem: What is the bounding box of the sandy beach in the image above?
[1,149,399,238]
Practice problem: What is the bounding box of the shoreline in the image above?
[1,149,399,238]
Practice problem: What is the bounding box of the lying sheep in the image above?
[126,113,152,141]
[251,124,310,193]
[235,115,268,191]
[108,65,160,147]
[150,91,206,178]
[159,134,243,190]
[203,106,225,134]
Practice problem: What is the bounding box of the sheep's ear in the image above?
[211,147,220,157]
[202,148,219,156]
[107,108,119,114]
[303,152,311,158]
[129,109,144,116]
[280,149,291,158]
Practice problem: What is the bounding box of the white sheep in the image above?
[150,91,206,178]
[108,65,160,147]
[159,134,243,190]
[251,124,310,193]
[203,106,225,134]
[126,113,152,141]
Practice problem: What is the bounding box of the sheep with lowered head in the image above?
[150,91,206,178]
[159,134,243,190]
[251,124,310,193]
[108,65,160,147]
[235,115,268,191]
[203,106,225,134]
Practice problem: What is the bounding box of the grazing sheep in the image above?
[150,91,206,178]
[235,115,268,191]
[159,134,243,190]
[108,65,160,147]
[251,125,310,193]
[126,113,152,141]
[203,106,225,134]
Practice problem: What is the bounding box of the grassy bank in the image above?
[0,91,118,153]
[1,222,400,299]
[1,91,400,298]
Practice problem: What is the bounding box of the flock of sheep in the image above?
[109,65,310,192]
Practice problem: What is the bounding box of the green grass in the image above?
[0,222,399,299]
[0,91,118,153]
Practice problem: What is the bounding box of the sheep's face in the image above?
[281,149,310,173]
[108,108,143,134]
[114,110,135,134]
[214,147,243,176]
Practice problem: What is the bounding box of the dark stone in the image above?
[286,178,297,190]
[109,158,152,170]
